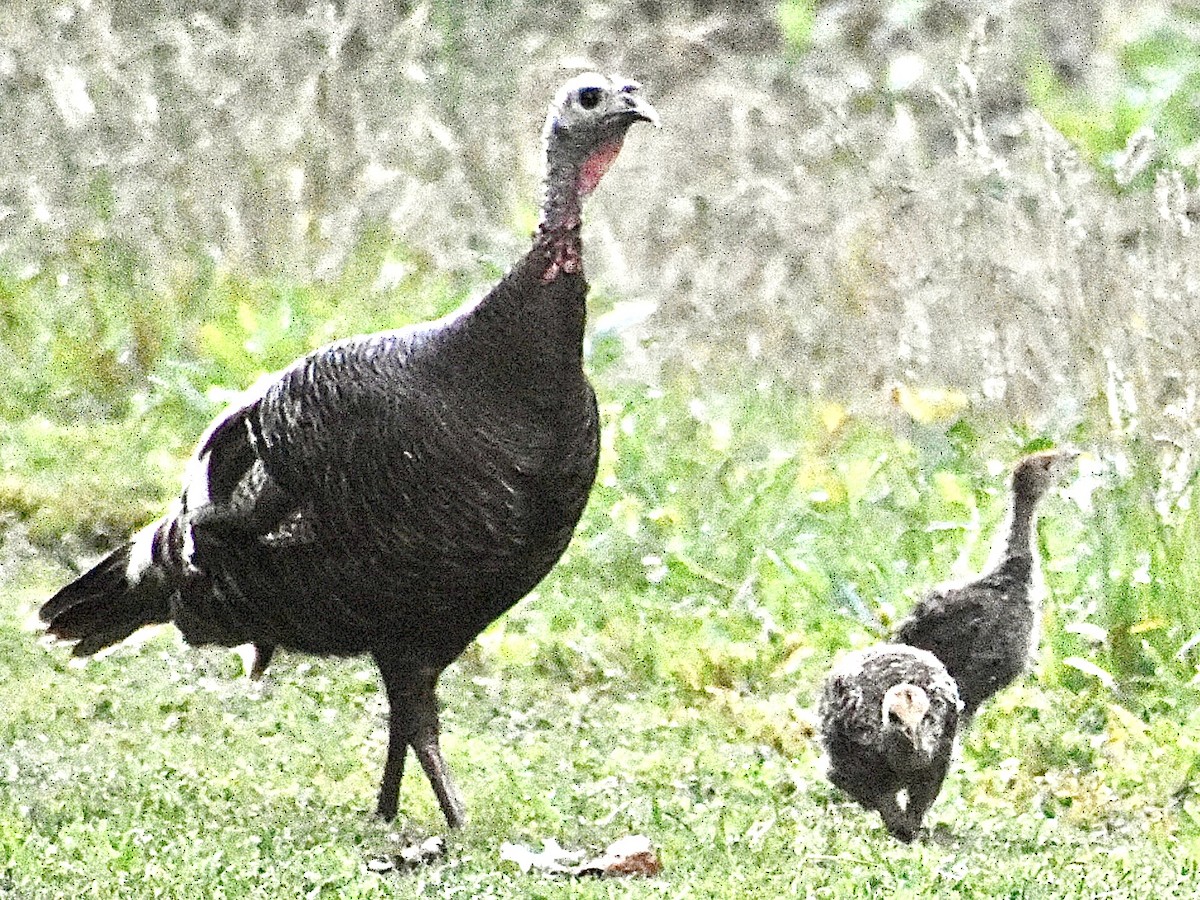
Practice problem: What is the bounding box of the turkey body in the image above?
[40,72,659,828]
[820,644,961,843]
[892,449,1075,719]
[174,262,599,669]
[891,557,1034,719]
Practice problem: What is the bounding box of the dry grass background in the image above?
[2,0,1195,453]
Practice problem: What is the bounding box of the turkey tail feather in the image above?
[40,541,174,657]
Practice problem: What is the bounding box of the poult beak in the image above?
[894,707,925,736]
[1054,447,1082,472]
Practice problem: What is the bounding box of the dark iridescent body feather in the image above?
[171,257,599,666]
[893,556,1035,718]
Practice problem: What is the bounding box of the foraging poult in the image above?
[820,644,962,842]
[893,449,1077,718]
[40,72,659,828]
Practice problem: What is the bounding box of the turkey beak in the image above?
[620,94,661,129]
[1052,447,1081,477]
[894,705,925,738]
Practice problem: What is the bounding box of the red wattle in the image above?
[577,138,625,197]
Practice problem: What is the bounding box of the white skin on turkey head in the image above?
[537,72,660,283]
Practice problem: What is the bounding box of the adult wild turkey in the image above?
[892,449,1076,719]
[40,72,659,828]
[820,644,962,842]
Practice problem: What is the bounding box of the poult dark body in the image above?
[40,72,659,828]
[892,559,1034,719]
[892,450,1075,719]
[820,644,961,842]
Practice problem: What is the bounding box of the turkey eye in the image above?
[578,86,602,109]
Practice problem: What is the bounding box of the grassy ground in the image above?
[3,337,1200,896]
[3,548,1200,899]
[2,250,1199,896]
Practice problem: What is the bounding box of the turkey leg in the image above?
[375,658,466,828]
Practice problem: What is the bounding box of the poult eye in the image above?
[578,86,603,109]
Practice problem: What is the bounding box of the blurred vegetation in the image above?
[1028,5,1200,185]
[2,0,1200,894]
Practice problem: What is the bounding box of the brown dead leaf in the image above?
[577,834,661,878]
[500,835,660,879]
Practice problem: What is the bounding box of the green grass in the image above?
[3,262,1200,896]
[2,536,1200,897]
[5,4,1200,891]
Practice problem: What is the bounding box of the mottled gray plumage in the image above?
[40,72,658,828]
[893,449,1076,718]
[820,644,962,842]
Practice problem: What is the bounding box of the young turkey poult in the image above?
[892,449,1077,719]
[39,72,659,829]
[820,644,962,842]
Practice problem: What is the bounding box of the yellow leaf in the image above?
[235,301,259,335]
[933,470,970,506]
[1129,618,1166,635]
[1105,702,1148,741]
[819,403,847,433]
[646,507,681,525]
[890,383,968,424]
[839,457,877,504]
[794,459,826,490]
[709,419,732,452]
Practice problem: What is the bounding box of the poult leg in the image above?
[875,791,918,843]
[903,756,953,841]
[249,643,276,680]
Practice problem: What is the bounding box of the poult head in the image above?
[1011,448,1078,506]
[882,683,931,737]
[543,72,660,197]
[881,682,954,767]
